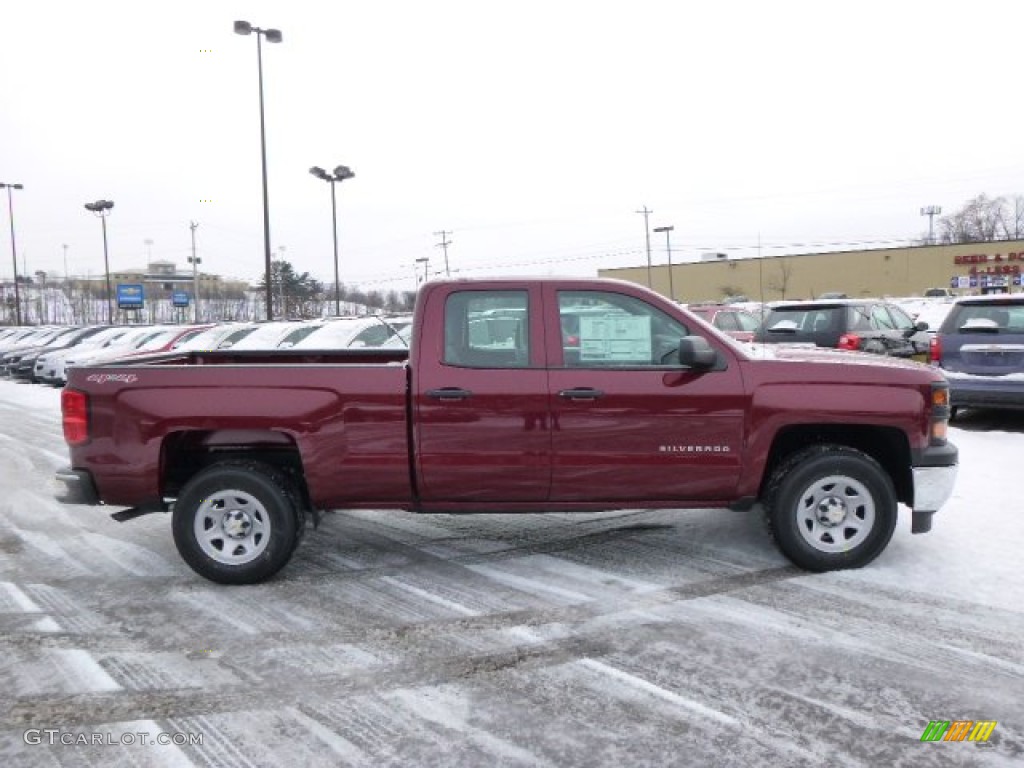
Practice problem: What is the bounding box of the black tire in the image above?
[762,445,897,572]
[172,462,299,584]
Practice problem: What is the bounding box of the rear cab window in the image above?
[443,291,530,368]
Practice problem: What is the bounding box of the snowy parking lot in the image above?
[0,378,1022,767]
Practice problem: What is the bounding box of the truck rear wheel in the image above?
[172,463,299,584]
[763,446,897,572]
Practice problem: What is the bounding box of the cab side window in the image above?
[558,290,688,367]
[444,291,530,368]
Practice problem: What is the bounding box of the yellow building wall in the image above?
[599,240,1024,302]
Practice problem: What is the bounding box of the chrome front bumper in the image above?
[913,464,958,513]
[910,463,958,534]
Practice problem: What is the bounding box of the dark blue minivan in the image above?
[931,295,1024,416]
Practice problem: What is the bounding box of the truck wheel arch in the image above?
[758,424,912,507]
[160,429,309,507]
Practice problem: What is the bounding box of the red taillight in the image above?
[837,333,860,351]
[61,389,89,446]
[929,334,942,363]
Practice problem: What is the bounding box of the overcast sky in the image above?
[2,0,1021,292]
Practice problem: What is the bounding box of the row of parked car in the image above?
[0,314,413,387]
[4,294,1022,416]
[690,293,1024,416]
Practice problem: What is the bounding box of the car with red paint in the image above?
[685,303,761,342]
[57,278,957,584]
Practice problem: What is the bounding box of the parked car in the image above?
[56,327,161,385]
[290,315,413,350]
[754,299,930,360]
[685,304,761,342]
[930,295,1024,416]
[7,325,111,381]
[220,321,311,351]
[35,327,135,385]
[57,276,957,584]
[172,323,259,353]
[1,327,81,377]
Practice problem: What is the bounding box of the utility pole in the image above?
[188,221,201,323]
[636,206,653,287]
[434,230,452,277]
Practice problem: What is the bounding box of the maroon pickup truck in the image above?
[57,278,958,584]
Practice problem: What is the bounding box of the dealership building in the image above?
[599,239,1024,303]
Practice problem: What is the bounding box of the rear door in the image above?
[413,285,551,502]
[545,287,746,502]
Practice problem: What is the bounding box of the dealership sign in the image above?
[172,291,191,308]
[116,283,144,309]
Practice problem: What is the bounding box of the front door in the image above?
[546,288,747,503]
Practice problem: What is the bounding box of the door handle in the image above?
[558,387,604,401]
[426,387,473,401]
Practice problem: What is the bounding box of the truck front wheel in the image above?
[172,463,299,584]
[763,446,898,572]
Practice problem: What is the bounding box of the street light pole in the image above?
[309,165,355,316]
[189,221,201,323]
[0,183,24,325]
[415,257,430,285]
[234,20,283,321]
[84,200,115,324]
[636,206,653,287]
[653,225,675,301]
[920,205,942,245]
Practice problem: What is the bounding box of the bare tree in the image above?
[766,261,794,299]
[937,194,1020,243]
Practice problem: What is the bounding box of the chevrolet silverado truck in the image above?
[56,278,958,584]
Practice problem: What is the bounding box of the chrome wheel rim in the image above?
[194,489,270,565]
[796,474,875,553]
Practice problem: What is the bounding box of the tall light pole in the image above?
[653,225,675,301]
[415,257,430,285]
[0,182,24,325]
[636,206,653,287]
[234,20,283,321]
[920,205,942,245]
[309,165,355,316]
[188,221,201,323]
[84,200,115,324]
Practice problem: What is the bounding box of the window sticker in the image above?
[579,315,652,362]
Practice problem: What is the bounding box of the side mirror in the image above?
[678,336,717,369]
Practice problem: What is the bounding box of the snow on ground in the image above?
[1,378,1022,767]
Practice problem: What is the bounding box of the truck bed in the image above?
[64,348,414,509]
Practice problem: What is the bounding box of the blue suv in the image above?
[931,295,1024,416]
